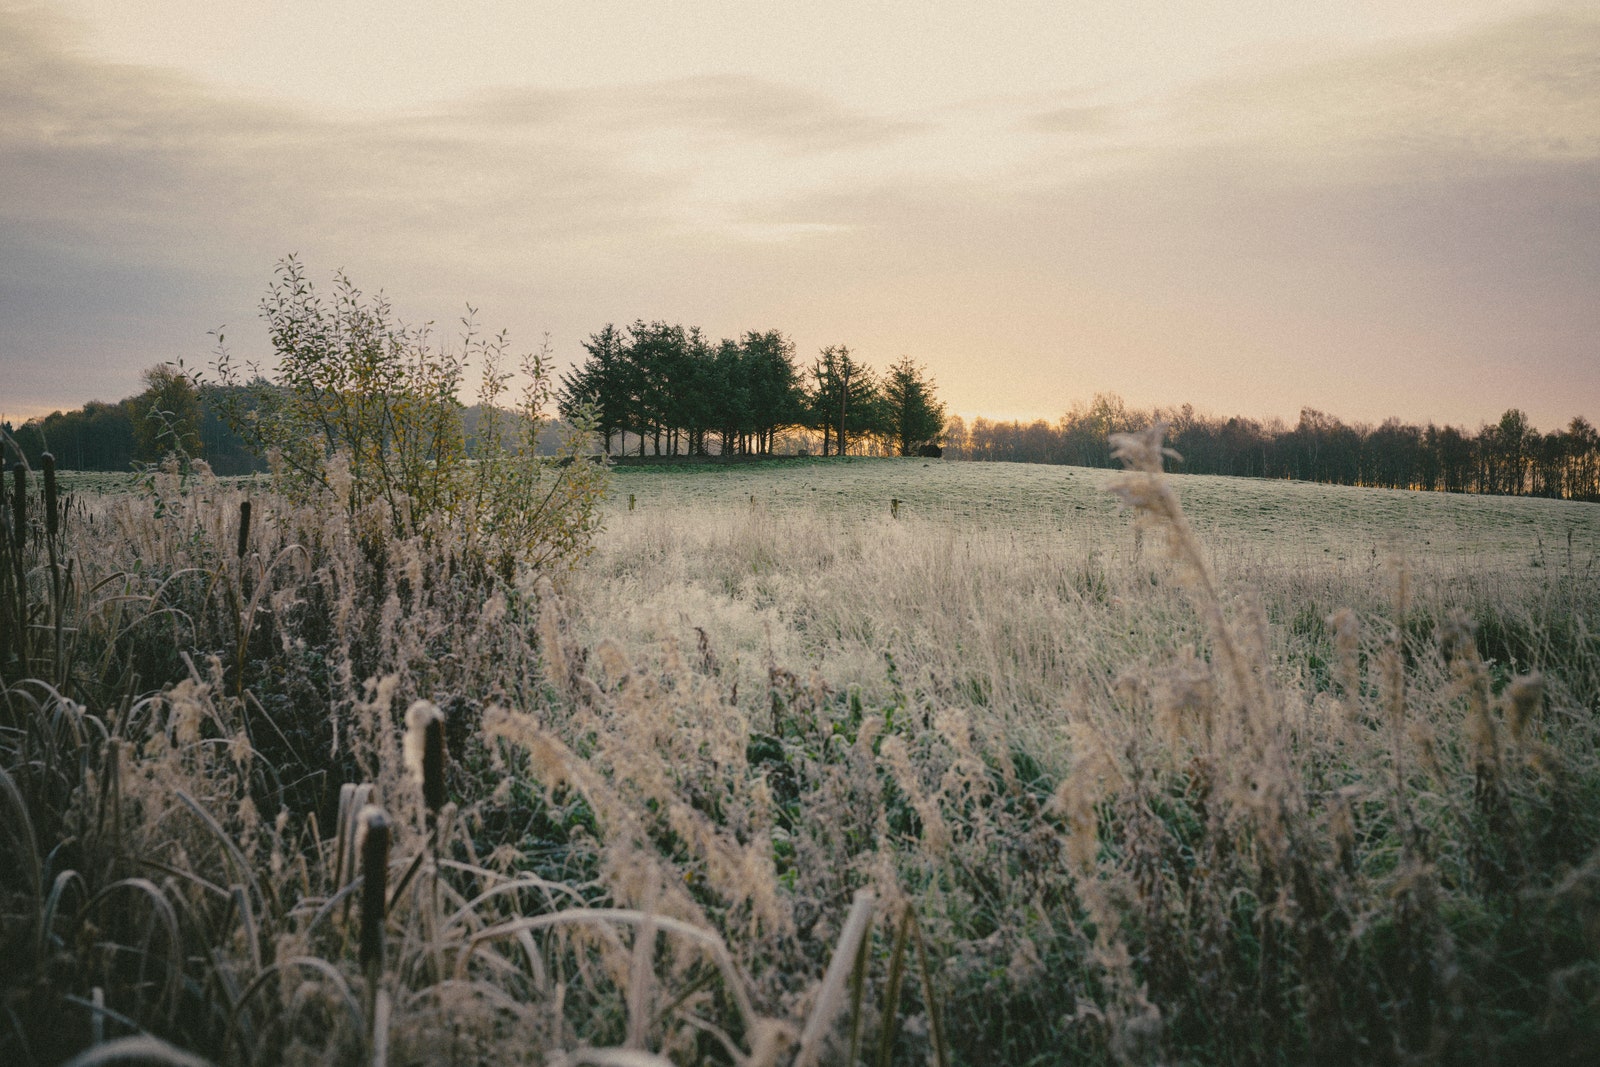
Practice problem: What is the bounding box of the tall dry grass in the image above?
[566,438,1600,1064]
[3,438,1599,1065]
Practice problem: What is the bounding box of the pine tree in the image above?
[882,356,946,456]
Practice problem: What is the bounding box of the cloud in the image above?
[1029,104,1119,135]
[1196,11,1598,171]
[727,12,1600,429]
[1,3,1597,432]
[446,75,922,153]
[0,5,926,414]
[1024,9,1600,177]
[0,7,918,263]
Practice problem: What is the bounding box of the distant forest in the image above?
[6,362,1597,503]
[4,381,266,476]
[948,394,1600,502]
[0,377,569,477]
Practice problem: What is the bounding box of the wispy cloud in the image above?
[445,76,922,152]
[1,4,1596,430]
[0,6,921,272]
[1023,9,1600,176]
[727,11,1600,426]
[1028,104,1120,136]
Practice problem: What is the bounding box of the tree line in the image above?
[3,366,267,475]
[2,365,569,475]
[556,322,947,458]
[947,394,1600,502]
[15,357,1593,504]
[4,325,950,471]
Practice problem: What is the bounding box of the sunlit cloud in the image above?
[1021,9,1600,180]
[448,76,923,151]
[1028,104,1120,136]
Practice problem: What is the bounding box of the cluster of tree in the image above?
[556,322,946,458]
[7,329,950,473]
[946,394,1600,501]
[3,366,267,475]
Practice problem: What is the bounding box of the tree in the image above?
[673,327,719,456]
[1366,418,1422,489]
[197,384,270,475]
[562,322,805,457]
[807,346,878,456]
[1488,409,1536,495]
[1563,416,1600,501]
[623,321,687,456]
[881,357,946,456]
[558,324,629,454]
[130,363,203,463]
[806,347,840,456]
[1435,423,1473,493]
[741,331,804,455]
[9,401,137,471]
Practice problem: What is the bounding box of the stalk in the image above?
[43,454,63,683]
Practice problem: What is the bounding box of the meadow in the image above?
[584,458,1598,718]
[5,450,1600,1066]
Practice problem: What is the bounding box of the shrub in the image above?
[215,256,607,575]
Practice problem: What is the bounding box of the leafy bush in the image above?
[215,256,607,575]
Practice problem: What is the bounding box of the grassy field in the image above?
[6,453,1600,1066]
[605,456,1600,567]
[571,454,1600,1063]
[581,458,1599,717]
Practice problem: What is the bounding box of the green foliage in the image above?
[129,363,203,463]
[557,323,630,452]
[882,356,946,456]
[216,256,607,574]
[808,344,884,456]
[559,321,808,457]
[5,400,137,472]
[557,322,948,459]
[3,388,266,476]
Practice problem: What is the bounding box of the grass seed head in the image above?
[403,699,448,813]
[1328,608,1362,703]
[235,499,251,559]
[42,452,57,539]
[1503,672,1543,744]
[358,804,391,970]
[9,462,25,549]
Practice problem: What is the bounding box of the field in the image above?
[6,454,1600,1066]
[603,456,1600,566]
[581,458,1598,712]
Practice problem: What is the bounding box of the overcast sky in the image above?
[2,1,1596,431]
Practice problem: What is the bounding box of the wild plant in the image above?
[211,257,608,579]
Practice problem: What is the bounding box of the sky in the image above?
[2,1,1597,432]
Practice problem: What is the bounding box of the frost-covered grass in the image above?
[5,454,1599,1066]
[608,456,1600,569]
[589,458,1600,709]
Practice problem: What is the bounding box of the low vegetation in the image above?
[4,431,1598,1065]
[210,257,607,576]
